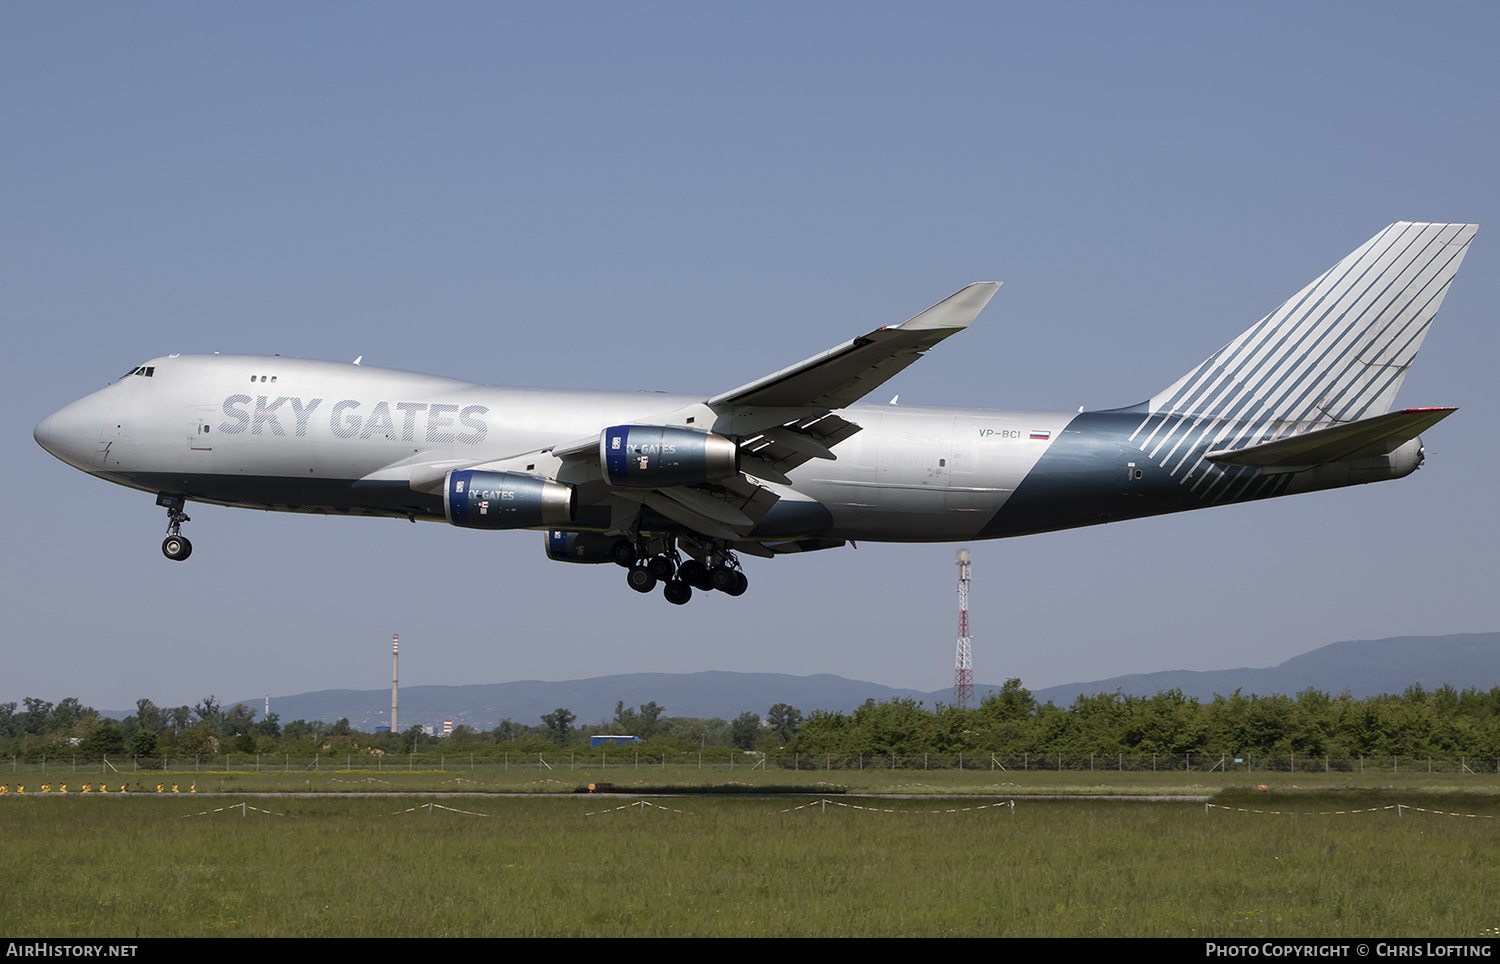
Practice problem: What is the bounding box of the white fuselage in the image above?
[36,354,1072,543]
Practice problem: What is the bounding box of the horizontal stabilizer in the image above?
[1205,407,1456,471]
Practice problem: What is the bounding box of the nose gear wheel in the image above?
[157,493,193,562]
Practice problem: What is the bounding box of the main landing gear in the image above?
[157,493,192,562]
[614,538,749,604]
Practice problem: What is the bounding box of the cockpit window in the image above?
[122,366,155,378]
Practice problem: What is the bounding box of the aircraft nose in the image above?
[35,394,109,470]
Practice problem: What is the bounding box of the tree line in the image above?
[3,681,1497,761]
[789,681,1500,758]
[0,694,804,760]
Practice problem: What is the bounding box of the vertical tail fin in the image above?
[1148,222,1477,423]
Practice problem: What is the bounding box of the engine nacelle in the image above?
[545,530,633,564]
[445,470,575,530]
[601,425,739,488]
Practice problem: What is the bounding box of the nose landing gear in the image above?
[156,493,192,561]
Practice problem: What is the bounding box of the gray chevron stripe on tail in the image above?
[1147,222,1475,424]
[1120,222,1475,498]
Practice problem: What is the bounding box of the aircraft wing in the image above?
[1205,407,1456,472]
[707,282,1001,411]
[701,281,1001,483]
[425,283,1000,544]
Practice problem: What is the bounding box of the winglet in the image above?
[896,282,1001,331]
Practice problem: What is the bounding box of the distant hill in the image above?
[231,672,935,733]
[174,631,1494,730]
[1028,632,1500,705]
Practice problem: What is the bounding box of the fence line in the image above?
[5,752,1499,775]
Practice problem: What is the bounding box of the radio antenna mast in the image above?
[391,634,399,734]
[953,549,973,708]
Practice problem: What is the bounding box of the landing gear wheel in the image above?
[662,579,692,605]
[626,566,657,593]
[647,555,677,580]
[723,570,748,596]
[678,559,711,591]
[162,535,192,561]
[157,493,193,561]
[709,565,738,592]
[610,540,636,568]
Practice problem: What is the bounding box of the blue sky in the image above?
[5,3,1498,718]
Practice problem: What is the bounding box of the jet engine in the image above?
[601,425,739,488]
[444,470,575,530]
[545,530,633,565]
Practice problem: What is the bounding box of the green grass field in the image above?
[3,771,1497,937]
